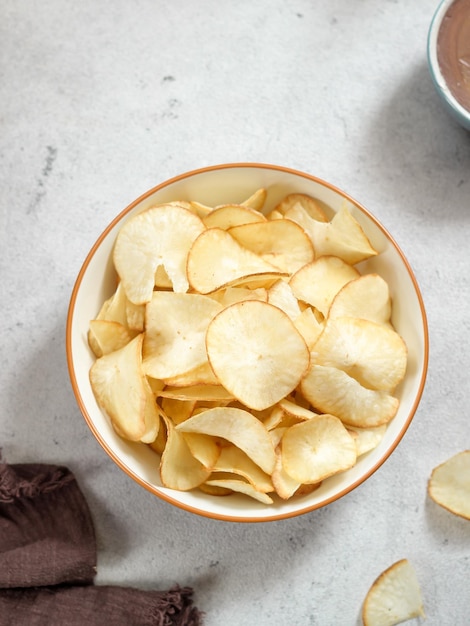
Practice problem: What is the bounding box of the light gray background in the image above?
[1,1,469,624]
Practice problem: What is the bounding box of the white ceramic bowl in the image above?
[428,0,470,131]
[66,163,428,522]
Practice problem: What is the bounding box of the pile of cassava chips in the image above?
[88,188,408,504]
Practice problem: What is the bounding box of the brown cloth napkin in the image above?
[0,461,203,626]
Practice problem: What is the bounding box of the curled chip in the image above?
[187,227,286,294]
[362,559,425,626]
[160,415,211,490]
[204,477,274,505]
[89,334,160,443]
[206,300,310,411]
[176,407,276,475]
[311,316,407,391]
[300,364,399,428]
[211,445,274,493]
[428,450,470,520]
[228,218,315,274]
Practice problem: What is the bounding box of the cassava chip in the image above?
[154,264,173,289]
[212,445,274,493]
[160,397,196,425]
[89,334,159,443]
[187,228,286,294]
[206,300,310,410]
[228,218,315,274]
[300,364,399,428]
[204,477,273,504]
[142,291,222,379]
[96,281,128,325]
[289,256,360,317]
[428,450,470,520]
[209,286,268,306]
[267,280,302,320]
[161,361,220,387]
[271,450,301,500]
[148,416,167,455]
[273,193,329,222]
[278,398,318,421]
[181,432,221,468]
[285,204,377,264]
[292,307,324,350]
[158,385,235,402]
[241,187,267,211]
[282,414,357,483]
[160,416,211,490]
[203,204,266,229]
[189,200,213,218]
[329,273,392,325]
[362,559,425,626]
[88,320,135,358]
[113,204,206,303]
[311,316,407,391]
[126,299,146,331]
[176,407,276,474]
[348,425,387,456]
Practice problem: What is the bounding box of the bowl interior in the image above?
[67,163,428,521]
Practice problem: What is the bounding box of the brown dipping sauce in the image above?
[437,0,470,111]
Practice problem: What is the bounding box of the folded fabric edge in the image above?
[0,458,75,504]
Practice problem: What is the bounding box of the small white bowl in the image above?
[66,163,428,522]
[428,0,470,130]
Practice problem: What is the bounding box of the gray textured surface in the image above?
[1,1,469,624]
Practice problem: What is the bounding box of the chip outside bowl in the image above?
[66,163,429,522]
